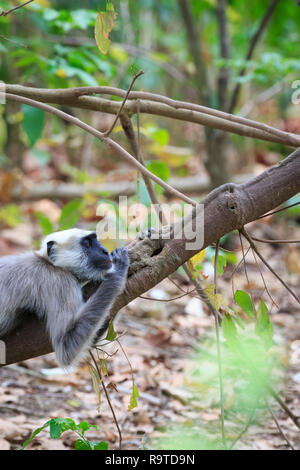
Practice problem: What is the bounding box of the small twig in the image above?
[229,405,257,449]
[239,231,250,285]
[139,288,197,302]
[230,246,251,300]
[104,70,144,136]
[251,236,300,244]
[240,228,300,305]
[0,0,34,16]
[265,398,295,450]
[212,239,226,449]
[251,247,278,309]
[0,34,27,48]
[5,93,196,206]
[266,383,300,431]
[216,0,230,110]
[214,239,220,295]
[257,201,300,219]
[228,0,280,113]
[89,350,122,449]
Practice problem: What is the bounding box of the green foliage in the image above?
[22,104,45,147]
[0,204,22,227]
[21,417,108,450]
[58,199,82,231]
[35,212,54,236]
[94,1,117,55]
[146,160,170,196]
[35,199,82,235]
[128,381,140,411]
[234,290,255,318]
[105,320,117,341]
[255,300,274,350]
[149,303,281,450]
[145,126,170,146]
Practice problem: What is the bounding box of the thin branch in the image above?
[103,70,144,136]
[228,0,280,113]
[212,238,226,448]
[139,288,197,302]
[240,228,300,305]
[5,93,196,206]
[239,231,250,285]
[120,112,167,224]
[216,0,230,110]
[6,84,300,147]
[265,398,295,450]
[251,247,278,309]
[258,201,300,219]
[89,351,122,449]
[229,402,257,449]
[266,383,300,431]
[214,239,220,294]
[251,236,300,244]
[0,0,34,16]
[177,0,211,106]
[0,34,27,48]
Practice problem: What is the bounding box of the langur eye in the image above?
[83,238,92,248]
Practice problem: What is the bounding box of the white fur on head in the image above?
[37,228,94,259]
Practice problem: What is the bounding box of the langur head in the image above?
[37,228,113,282]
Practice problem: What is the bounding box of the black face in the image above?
[81,233,112,271]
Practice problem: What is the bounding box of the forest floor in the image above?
[0,216,299,451]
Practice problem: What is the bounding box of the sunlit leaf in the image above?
[234,290,255,318]
[204,284,226,310]
[128,382,139,411]
[94,2,117,55]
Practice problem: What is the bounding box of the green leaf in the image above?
[146,160,170,197]
[105,320,117,341]
[146,160,170,182]
[22,104,45,147]
[75,439,92,450]
[234,290,255,318]
[255,300,273,350]
[92,441,109,450]
[222,313,238,350]
[0,205,22,228]
[212,254,227,275]
[58,199,82,231]
[94,2,117,55]
[35,212,54,236]
[146,127,169,146]
[49,419,64,439]
[128,382,140,411]
[77,421,98,437]
[21,421,51,449]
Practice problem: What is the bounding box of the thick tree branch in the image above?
[2,147,300,365]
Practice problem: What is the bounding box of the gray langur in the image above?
[0,228,130,367]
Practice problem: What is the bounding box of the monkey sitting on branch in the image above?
[0,228,130,368]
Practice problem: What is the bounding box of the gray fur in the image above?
[0,231,129,368]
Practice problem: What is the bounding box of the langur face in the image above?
[80,233,112,272]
